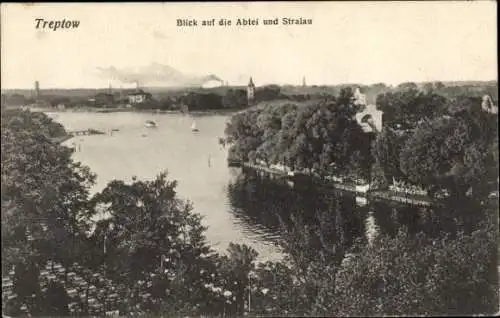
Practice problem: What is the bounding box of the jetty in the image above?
[68,129,105,136]
[368,190,435,207]
[49,129,106,144]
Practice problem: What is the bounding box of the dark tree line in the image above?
[223,88,374,180]
[373,91,498,199]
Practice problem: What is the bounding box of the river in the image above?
[47,111,485,263]
[49,111,285,261]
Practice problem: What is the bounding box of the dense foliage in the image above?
[1,110,96,315]
[226,173,499,316]
[314,220,498,316]
[371,91,498,198]
[376,88,448,129]
[223,88,374,179]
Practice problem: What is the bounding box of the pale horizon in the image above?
[1,2,497,89]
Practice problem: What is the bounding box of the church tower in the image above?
[247,77,255,104]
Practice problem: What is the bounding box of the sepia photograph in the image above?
[1,2,498,316]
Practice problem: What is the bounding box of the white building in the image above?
[202,80,223,88]
[481,95,498,114]
[355,104,383,133]
[128,90,152,104]
[353,87,367,106]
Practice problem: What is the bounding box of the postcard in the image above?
[1,2,498,317]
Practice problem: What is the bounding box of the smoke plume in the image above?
[96,63,223,87]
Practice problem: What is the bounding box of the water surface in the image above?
[51,111,283,261]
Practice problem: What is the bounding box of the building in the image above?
[202,79,223,88]
[128,89,152,104]
[355,104,383,133]
[247,77,255,104]
[481,95,498,114]
[353,87,367,106]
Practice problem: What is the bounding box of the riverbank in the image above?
[240,161,438,207]
[28,106,242,116]
[50,135,73,144]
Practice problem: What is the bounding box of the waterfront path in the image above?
[237,161,438,207]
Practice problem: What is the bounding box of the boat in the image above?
[191,121,199,132]
[145,120,157,128]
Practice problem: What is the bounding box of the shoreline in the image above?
[27,106,240,116]
[239,161,438,207]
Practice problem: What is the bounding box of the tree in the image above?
[185,92,224,110]
[39,280,70,316]
[397,82,418,90]
[2,93,33,107]
[214,243,258,315]
[324,220,498,316]
[134,98,162,110]
[434,81,445,90]
[1,109,67,138]
[223,108,264,162]
[372,128,409,184]
[222,88,372,178]
[222,89,248,108]
[376,89,448,128]
[400,101,498,198]
[255,85,282,102]
[90,172,215,314]
[274,89,367,176]
[1,110,96,274]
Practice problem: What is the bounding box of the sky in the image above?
[1,2,497,89]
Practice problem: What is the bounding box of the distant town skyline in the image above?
[1,2,497,89]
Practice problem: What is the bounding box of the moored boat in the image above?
[145,120,157,128]
[191,120,199,132]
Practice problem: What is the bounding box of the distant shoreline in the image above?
[26,106,241,116]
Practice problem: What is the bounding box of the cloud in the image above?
[95,63,223,87]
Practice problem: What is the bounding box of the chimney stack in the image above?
[34,81,40,98]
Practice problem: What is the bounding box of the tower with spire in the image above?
[302,76,306,87]
[247,77,255,104]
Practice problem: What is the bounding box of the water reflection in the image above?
[227,169,366,254]
[227,169,492,257]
